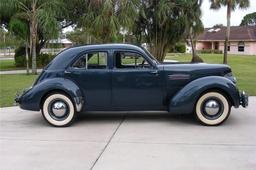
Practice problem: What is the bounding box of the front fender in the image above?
[19,78,83,112]
[168,76,240,114]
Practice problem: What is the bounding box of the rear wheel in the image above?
[195,92,231,126]
[42,93,76,127]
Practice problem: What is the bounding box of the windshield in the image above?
[141,46,160,64]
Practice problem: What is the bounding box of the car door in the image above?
[65,50,111,110]
[111,50,164,110]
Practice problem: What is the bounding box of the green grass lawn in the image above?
[0,53,255,107]
[166,53,256,96]
[0,59,25,71]
[0,74,38,107]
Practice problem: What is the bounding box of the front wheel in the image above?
[42,93,76,127]
[195,92,231,126]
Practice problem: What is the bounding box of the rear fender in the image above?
[168,76,240,114]
[20,78,83,112]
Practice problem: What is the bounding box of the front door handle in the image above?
[150,70,158,75]
[64,70,71,74]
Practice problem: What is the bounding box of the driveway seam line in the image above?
[90,114,126,170]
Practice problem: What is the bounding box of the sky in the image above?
[201,0,256,28]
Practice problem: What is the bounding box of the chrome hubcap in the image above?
[51,101,67,117]
[205,100,220,116]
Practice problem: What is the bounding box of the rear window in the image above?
[72,52,108,69]
[46,48,80,70]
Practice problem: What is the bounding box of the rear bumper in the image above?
[15,92,22,105]
[14,87,40,111]
[240,91,248,108]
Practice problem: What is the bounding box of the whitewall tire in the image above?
[195,92,230,126]
[42,93,76,127]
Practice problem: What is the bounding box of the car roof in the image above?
[69,43,145,52]
[46,44,147,70]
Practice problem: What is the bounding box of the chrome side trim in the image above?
[168,74,190,80]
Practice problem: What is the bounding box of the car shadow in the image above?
[24,111,239,128]
[76,112,198,126]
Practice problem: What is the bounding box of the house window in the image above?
[238,42,245,52]
[227,42,230,51]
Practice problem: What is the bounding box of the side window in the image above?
[72,52,107,69]
[115,52,151,69]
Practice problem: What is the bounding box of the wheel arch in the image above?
[197,87,234,106]
[20,78,84,112]
[40,89,74,110]
[168,76,240,114]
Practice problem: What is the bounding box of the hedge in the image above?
[197,49,223,54]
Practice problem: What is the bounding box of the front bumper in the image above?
[240,91,248,108]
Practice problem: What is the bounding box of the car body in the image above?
[15,44,248,127]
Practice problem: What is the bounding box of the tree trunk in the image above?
[31,2,37,74]
[150,41,168,62]
[224,2,231,64]
[36,40,47,55]
[31,23,37,74]
[25,42,29,75]
[190,35,196,59]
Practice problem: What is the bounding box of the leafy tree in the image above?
[182,0,204,62]
[133,0,204,61]
[240,12,256,26]
[209,0,250,64]
[66,28,95,45]
[0,0,62,74]
[0,28,21,48]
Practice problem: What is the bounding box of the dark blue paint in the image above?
[16,44,246,113]
[168,76,240,114]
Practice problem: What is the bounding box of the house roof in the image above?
[48,38,73,44]
[197,26,256,42]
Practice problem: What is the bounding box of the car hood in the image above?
[160,63,231,78]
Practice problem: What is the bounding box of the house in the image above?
[196,26,256,55]
[48,38,73,48]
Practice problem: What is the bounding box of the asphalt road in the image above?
[0,97,255,170]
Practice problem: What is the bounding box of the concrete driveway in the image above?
[0,97,255,170]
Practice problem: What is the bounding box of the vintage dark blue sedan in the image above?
[15,44,248,127]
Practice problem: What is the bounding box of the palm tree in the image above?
[82,0,139,43]
[183,0,204,62]
[0,0,61,74]
[9,19,30,74]
[209,0,250,64]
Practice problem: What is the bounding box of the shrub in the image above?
[213,50,223,54]
[197,49,223,54]
[175,43,186,53]
[14,46,54,67]
[37,53,55,67]
[14,55,26,67]
[14,46,27,67]
[168,43,186,53]
[197,49,212,54]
